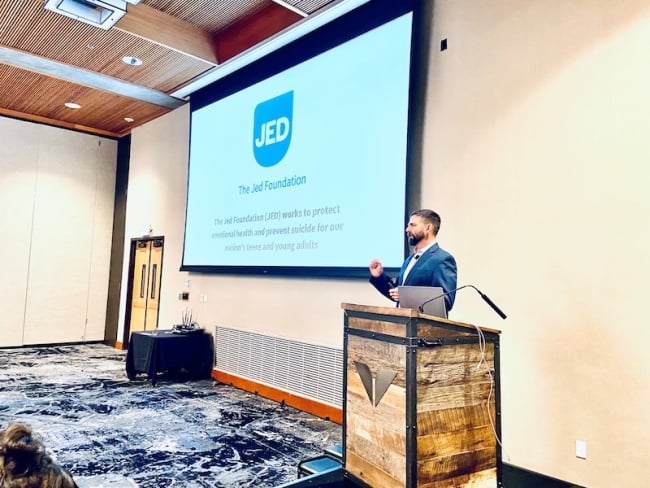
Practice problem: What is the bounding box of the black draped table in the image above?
[126,330,214,385]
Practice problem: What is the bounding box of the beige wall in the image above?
[121,1,650,485]
[423,0,650,486]
[0,119,39,346]
[0,117,117,346]
[117,106,193,337]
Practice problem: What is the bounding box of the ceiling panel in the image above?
[0,0,340,137]
[0,64,170,136]
[142,0,269,32]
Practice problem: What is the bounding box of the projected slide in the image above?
[183,10,413,274]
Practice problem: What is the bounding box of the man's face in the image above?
[405,216,428,246]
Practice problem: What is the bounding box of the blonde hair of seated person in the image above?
[0,423,77,488]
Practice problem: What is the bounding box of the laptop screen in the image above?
[397,286,447,318]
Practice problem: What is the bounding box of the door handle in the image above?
[150,264,157,300]
[140,264,147,299]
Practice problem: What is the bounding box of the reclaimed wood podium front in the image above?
[341,303,502,488]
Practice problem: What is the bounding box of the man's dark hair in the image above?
[410,209,441,235]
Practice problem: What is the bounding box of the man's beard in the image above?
[407,233,423,246]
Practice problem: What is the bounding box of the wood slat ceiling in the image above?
[0,0,339,138]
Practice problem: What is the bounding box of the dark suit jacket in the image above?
[369,243,458,311]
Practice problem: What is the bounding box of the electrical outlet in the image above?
[575,440,587,459]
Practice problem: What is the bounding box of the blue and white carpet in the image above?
[0,344,341,487]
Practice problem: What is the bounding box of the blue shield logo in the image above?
[253,91,293,167]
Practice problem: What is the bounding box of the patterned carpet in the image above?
[0,344,341,487]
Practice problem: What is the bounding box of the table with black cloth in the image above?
[126,330,213,385]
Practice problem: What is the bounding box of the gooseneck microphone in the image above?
[419,285,507,319]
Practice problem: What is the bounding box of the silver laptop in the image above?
[398,286,447,318]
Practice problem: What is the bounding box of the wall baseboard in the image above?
[212,369,343,424]
[502,463,585,488]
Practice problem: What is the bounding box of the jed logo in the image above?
[253,91,293,167]
[354,361,398,407]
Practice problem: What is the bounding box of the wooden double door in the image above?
[128,237,163,335]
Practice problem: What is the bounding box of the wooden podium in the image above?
[341,303,502,488]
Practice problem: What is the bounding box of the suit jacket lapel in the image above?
[397,256,411,286]
[418,243,439,265]
[403,243,439,285]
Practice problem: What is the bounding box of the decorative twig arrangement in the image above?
[181,308,194,326]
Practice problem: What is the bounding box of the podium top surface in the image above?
[341,302,501,335]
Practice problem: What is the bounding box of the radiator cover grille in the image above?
[215,326,343,408]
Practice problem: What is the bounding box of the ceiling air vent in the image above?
[44,0,140,30]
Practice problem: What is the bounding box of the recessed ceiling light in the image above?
[122,56,142,66]
[124,117,135,123]
[64,102,81,109]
